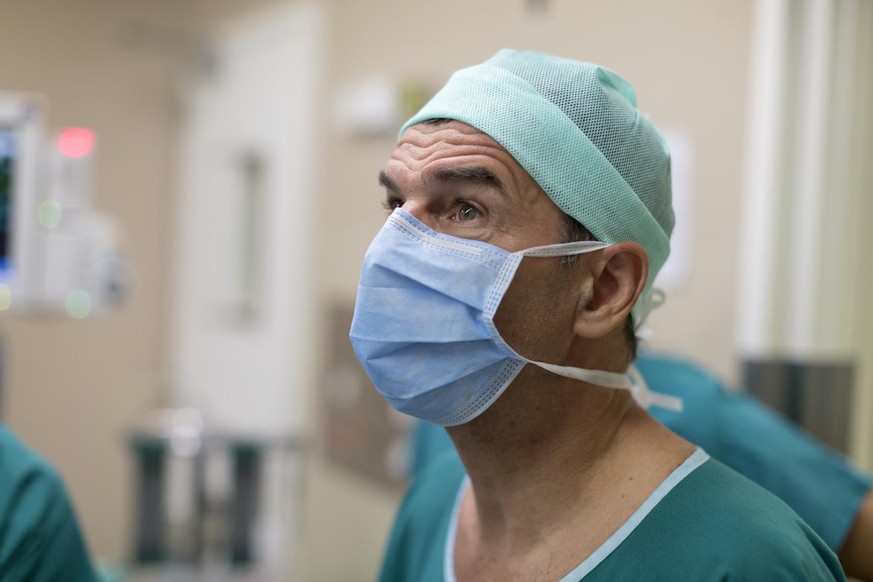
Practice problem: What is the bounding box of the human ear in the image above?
[572,242,648,338]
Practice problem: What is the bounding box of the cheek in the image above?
[492,258,579,361]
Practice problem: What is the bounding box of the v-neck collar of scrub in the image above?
[443,447,710,582]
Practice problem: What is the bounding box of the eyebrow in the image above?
[429,166,507,197]
[377,166,507,197]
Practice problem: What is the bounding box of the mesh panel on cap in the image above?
[399,49,674,325]
[485,50,675,246]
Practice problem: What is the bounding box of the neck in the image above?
[447,364,692,547]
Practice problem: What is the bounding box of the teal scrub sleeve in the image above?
[640,353,873,552]
[0,425,99,582]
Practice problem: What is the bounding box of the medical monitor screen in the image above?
[0,128,12,279]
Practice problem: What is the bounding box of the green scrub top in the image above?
[411,353,873,553]
[0,425,99,582]
[382,448,845,581]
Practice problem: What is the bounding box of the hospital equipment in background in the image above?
[0,92,130,317]
[126,408,305,581]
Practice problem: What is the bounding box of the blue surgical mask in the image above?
[349,209,681,426]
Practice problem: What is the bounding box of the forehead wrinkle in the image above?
[396,123,510,164]
[391,123,535,201]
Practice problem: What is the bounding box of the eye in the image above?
[453,201,480,222]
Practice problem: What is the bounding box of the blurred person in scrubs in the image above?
[350,49,844,581]
[0,424,98,581]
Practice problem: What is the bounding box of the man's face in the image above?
[379,120,589,364]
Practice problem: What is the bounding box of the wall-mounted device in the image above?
[0,92,129,316]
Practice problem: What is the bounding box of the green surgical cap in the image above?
[399,49,674,325]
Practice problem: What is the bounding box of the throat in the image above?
[447,377,696,581]
[448,374,640,524]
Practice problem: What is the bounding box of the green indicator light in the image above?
[65,290,92,319]
[38,200,63,229]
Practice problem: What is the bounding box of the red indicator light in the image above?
[58,127,95,158]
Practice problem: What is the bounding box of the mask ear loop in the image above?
[627,289,683,412]
[628,364,684,412]
[491,246,682,411]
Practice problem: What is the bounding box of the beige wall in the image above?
[0,0,191,562]
[0,0,756,577]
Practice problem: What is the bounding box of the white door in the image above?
[169,6,323,577]
[170,3,322,436]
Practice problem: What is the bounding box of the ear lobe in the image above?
[573,242,648,339]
